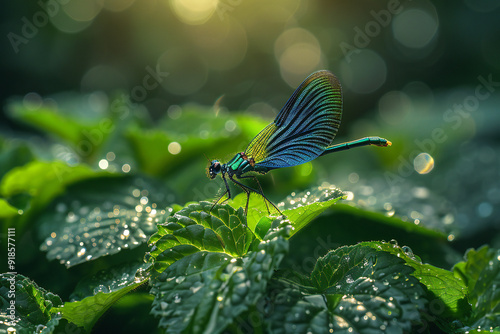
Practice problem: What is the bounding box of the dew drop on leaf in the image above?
[93,284,109,294]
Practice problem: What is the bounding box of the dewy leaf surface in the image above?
[146,201,257,274]
[0,161,110,231]
[453,246,500,331]
[0,274,63,334]
[363,241,468,319]
[52,262,149,333]
[7,98,114,149]
[149,216,290,334]
[265,244,427,334]
[38,176,173,267]
[229,185,344,238]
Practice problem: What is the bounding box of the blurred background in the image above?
[1,0,500,271]
[2,0,498,119]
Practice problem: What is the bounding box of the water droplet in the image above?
[66,212,78,223]
[190,285,202,294]
[402,245,413,257]
[93,284,109,294]
[77,247,86,257]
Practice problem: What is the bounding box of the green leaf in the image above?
[126,107,250,177]
[53,262,149,333]
[228,185,344,237]
[333,203,447,239]
[0,140,34,181]
[0,198,19,219]
[362,241,469,319]
[0,313,45,334]
[146,201,257,274]
[334,178,452,238]
[0,161,110,231]
[149,218,290,333]
[453,246,500,330]
[265,244,427,333]
[38,176,173,267]
[280,186,344,237]
[70,262,150,301]
[0,274,63,333]
[0,161,97,199]
[7,99,114,152]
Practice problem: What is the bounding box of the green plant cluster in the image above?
[1,95,499,334]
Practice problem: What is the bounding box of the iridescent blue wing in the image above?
[245,70,342,169]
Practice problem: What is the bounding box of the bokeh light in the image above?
[378,91,412,125]
[169,0,219,25]
[190,19,248,71]
[340,49,387,94]
[157,48,208,96]
[99,159,109,169]
[392,8,438,49]
[97,0,136,12]
[50,6,94,33]
[414,153,435,174]
[63,0,103,22]
[23,92,43,110]
[168,141,182,155]
[275,28,324,87]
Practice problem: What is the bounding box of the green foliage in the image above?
[1,98,499,334]
[0,274,63,334]
[453,246,500,331]
[38,175,172,267]
[52,262,149,333]
[149,217,290,333]
[228,184,344,236]
[0,160,111,232]
[266,245,426,333]
[0,198,18,219]
[364,241,469,319]
[146,202,257,274]
[8,102,111,149]
[333,203,447,239]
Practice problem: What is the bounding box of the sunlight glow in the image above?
[170,0,219,25]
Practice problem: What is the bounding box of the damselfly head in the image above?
[208,160,222,179]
